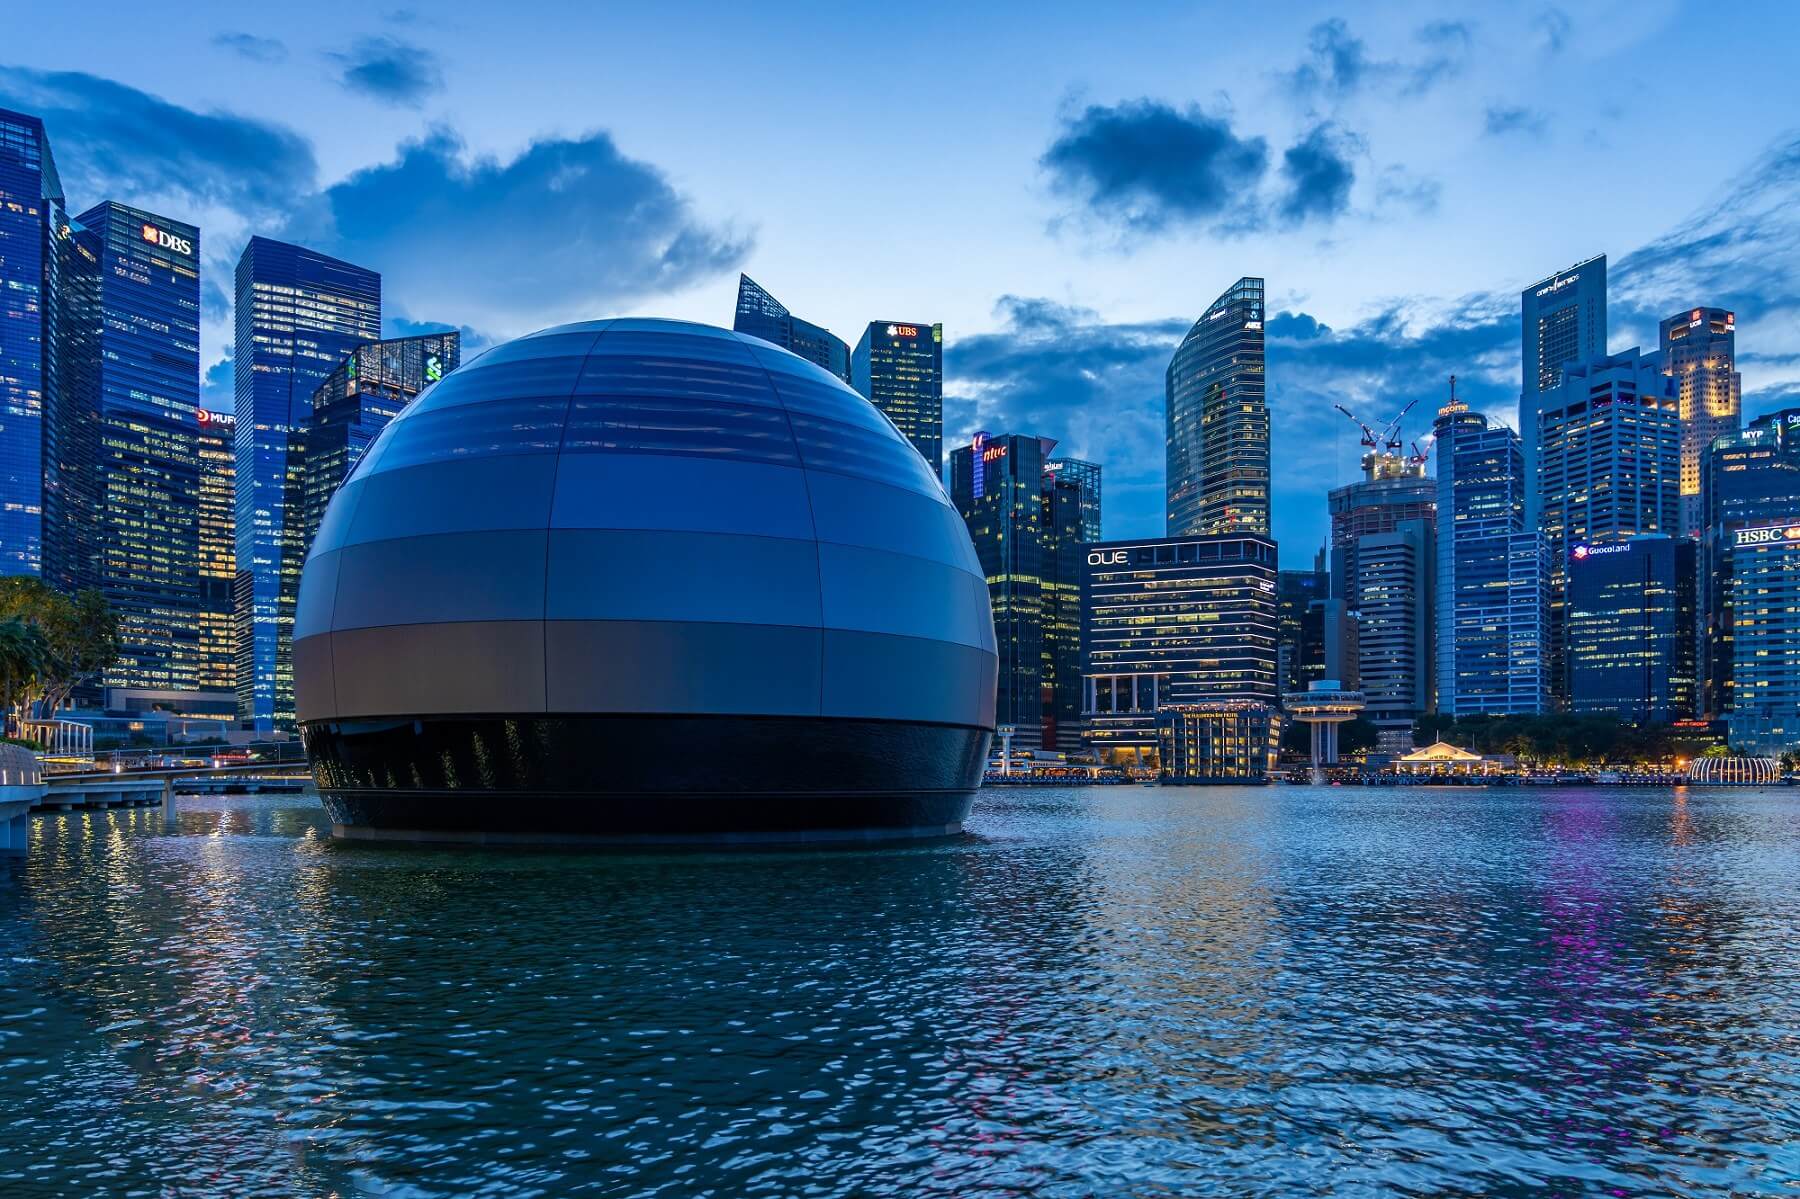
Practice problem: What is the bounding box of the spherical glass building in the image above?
[294,319,997,844]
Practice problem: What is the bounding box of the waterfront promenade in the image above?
[2,783,1795,1196]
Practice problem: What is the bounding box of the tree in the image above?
[0,617,51,733]
[0,579,121,717]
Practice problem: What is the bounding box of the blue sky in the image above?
[4,0,1798,555]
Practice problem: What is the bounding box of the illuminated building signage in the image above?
[981,445,1006,463]
[1244,320,1263,331]
[1087,550,1128,566]
[1733,523,1800,547]
[1570,543,1632,560]
[196,407,234,428]
[141,223,193,256]
[1534,274,1580,298]
[885,324,919,339]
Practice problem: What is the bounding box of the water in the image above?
[2,786,1798,1197]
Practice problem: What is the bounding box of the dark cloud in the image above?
[1374,165,1440,216]
[1484,105,1548,138]
[0,66,316,215]
[212,32,287,64]
[1278,123,1357,224]
[1040,100,1268,234]
[329,36,444,107]
[383,316,496,357]
[1282,18,1470,101]
[289,127,749,333]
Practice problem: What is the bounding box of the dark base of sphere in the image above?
[301,713,990,846]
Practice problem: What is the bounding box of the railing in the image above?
[21,719,94,761]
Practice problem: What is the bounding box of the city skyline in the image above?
[2,2,1797,553]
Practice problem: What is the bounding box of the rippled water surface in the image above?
[4,786,1800,1197]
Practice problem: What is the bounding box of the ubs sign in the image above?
[1733,523,1800,548]
[141,223,193,256]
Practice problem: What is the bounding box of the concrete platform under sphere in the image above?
[293,318,997,844]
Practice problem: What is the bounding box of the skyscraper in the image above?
[1661,307,1741,538]
[0,108,63,577]
[1328,449,1436,750]
[1082,534,1280,775]
[1277,552,1329,696]
[49,202,203,701]
[732,275,850,381]
[1698,410,1800,719]
[853,320,943,476]
[289,332,460,585]
[1535,349,1679,702]
[1044,456,1102,542]
[1566,536,1695,724]
[233,237,380,733]
[1521,255,1606,524]
[1433,389,1547,716]
[950,432,1083,750]
[1725,514,1800,755]
[196,409,236,697]
[1166,277,1268,537]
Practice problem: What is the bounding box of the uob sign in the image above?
[141,223,193,256]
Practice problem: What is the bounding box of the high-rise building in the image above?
[1081,533,1279,771]
[732,275,850,382]
[1277,551,1329,696]
[1327,446,1436,748]
[1520,255,1607,526]
[289,332,461,577]
[1725,514,1800,755]
[196,409,236,696]
[1566,536,1695,724]
[1535,349,1679,702]
[1698,410,1800,719]
[233,237,380,733]
[0,108,64,577]
[853,320,942,476]
[950,432,1083,750]
[49,202,203,700]
[1044,457,1102,542]
[1433,390,1547,716]
[1662,307,1741,538]
[1166,277,1268,537]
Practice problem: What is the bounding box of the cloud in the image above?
[383,315,496,358]
[1535,7,1572,54]
[0,66,316,216]
[200,352,234,413]
[212,32,287,64]
[1484,105,1548,138]
[1040,99,1268,235]
[1374,165,1440,216]
[1278,123,1358,224]
[1281,18,1470,101]
[329,36,444,107]
[288,127,749,335]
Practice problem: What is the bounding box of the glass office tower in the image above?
[290,332,461,574]
[1535,349,1679,703]
[1166,277,1268,537]
[1044,456,1102,542]
[196,409,236,697]
[853,320,943,477]
[1277,553,1329,696]
[1521,255,1606,525]
[0,108,64,577]
[233,237,380,732]
[50,202,204,698]
[1726,515,1800,755]
[1698,410,1800,719]
[1433,392,1547,716]
[1662,307,1740,538]
[732,275,850,382]
[1081,533,1279,770]
[950,432,1083,751]
[1566,536,1695,724]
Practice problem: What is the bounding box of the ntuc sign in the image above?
[1734,523,1800,548]
[141,223,193,256]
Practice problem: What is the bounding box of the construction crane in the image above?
[1332,396,1420,454]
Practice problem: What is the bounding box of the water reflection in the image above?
[2,786,1797,1197]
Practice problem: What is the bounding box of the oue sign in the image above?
[141,223,193,256]
[1087,550,1128,566]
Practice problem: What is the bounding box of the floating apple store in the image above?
[294,319,997,843]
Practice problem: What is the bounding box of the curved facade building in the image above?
[293,319,996,843]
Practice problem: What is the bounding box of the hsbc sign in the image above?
[141,223,193,256]
[1734,523,1800,548]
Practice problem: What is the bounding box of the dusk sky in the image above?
[5,0,1798,554]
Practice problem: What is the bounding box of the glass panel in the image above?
[562,395,799,464]
[373,397,569,471]
[787,412,941,495]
